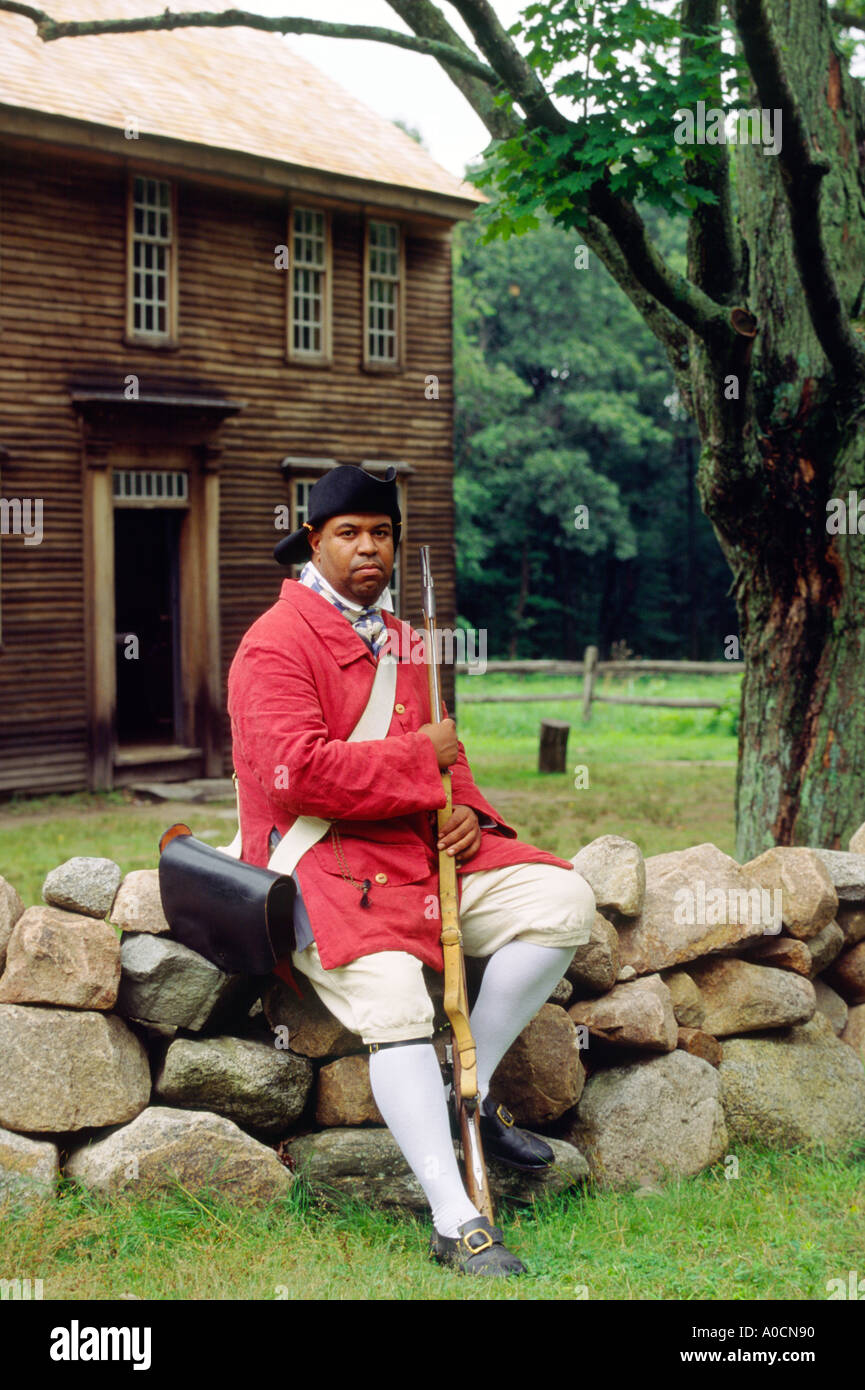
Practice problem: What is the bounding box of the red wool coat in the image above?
[227,579,574,973]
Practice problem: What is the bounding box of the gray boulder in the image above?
[66,1106,293,1205]
[662,969,706,1027]
[811,850,865,903]
[806,921,845,977]
[110,870,170,935]
[568,974,678,1052]
[567,912,620,994]
[0,905,120,1010]
[42,857,122,919]
[0,1005,150,1133]
[615,844,768,975]
[718,1013,865,1154]
[154,1034,313,1137]
[286,1128,588,1210]
[116,933,245,1031]
[0,876,25,973]
[742,847,838,939]
[683,958,816,1036]
[813,979,848,1035]
[567,1050,727,1189]
[571,835,645,916]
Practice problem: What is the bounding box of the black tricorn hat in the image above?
[273,464,402,566]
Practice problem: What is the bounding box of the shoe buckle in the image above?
[462,1227,495,1255]
[496,1103,514,1128]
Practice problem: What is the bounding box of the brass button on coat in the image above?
[374,872,388,884]
[395,703,406,714]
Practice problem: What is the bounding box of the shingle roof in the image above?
[0,0,482,207]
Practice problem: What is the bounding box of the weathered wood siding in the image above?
[0,146,457,793]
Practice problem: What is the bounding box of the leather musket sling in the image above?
[158,653,398,974]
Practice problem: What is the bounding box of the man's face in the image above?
[309,512,394,606]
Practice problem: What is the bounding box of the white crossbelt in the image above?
[218,653,398,874]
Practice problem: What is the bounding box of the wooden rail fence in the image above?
[456,646,744,720]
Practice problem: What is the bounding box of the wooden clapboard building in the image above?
[0,0,480,794]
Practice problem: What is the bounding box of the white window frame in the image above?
[126,174,178,343]
[287,206,332,364]
[364,219,404,370]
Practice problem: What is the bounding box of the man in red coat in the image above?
[228,465,595,1277]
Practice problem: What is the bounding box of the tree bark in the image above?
[699,1,865,856]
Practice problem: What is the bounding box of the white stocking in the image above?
[469,940,575,1100]
[368,1042,480,1237]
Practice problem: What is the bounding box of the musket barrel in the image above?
[419,544,436,620]
[419,544,442,723]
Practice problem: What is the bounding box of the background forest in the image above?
[452,200,738,660]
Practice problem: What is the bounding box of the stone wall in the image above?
[2,830,865,1211]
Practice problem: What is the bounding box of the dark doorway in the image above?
[114,508,182,744]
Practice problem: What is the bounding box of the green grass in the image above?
[0,794,238,909]
[454,670,740,860]
[1,1144,862,1300]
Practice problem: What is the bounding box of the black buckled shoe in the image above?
[479,1096,555,1172]
[429,1216,526,1276]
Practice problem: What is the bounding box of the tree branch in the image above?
[0,2,498,82]
[444,0,571,132]
[734,0,865,386]
[386,0,520,141]
[681,0,743,304]
[588,183,734,346]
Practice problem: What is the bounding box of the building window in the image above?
[286,474,319,582]
[127,175,177,341]
[289,207,331,362]
[365,220,403,369]
[113,470,189,506]
[293,476,315,535]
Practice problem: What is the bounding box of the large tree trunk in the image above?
[693,1,865,858]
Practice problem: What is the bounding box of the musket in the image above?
[419,545,494,1224]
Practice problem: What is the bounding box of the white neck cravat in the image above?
[299,560,393,656]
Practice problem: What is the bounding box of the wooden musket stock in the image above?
[419,545,494,1223]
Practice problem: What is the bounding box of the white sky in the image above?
[248,0,528,177]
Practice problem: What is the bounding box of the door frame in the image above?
[113,493,185,747]
[82,437,223,788]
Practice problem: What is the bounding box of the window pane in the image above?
[367,223,399,361]
[131,176,173,334]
